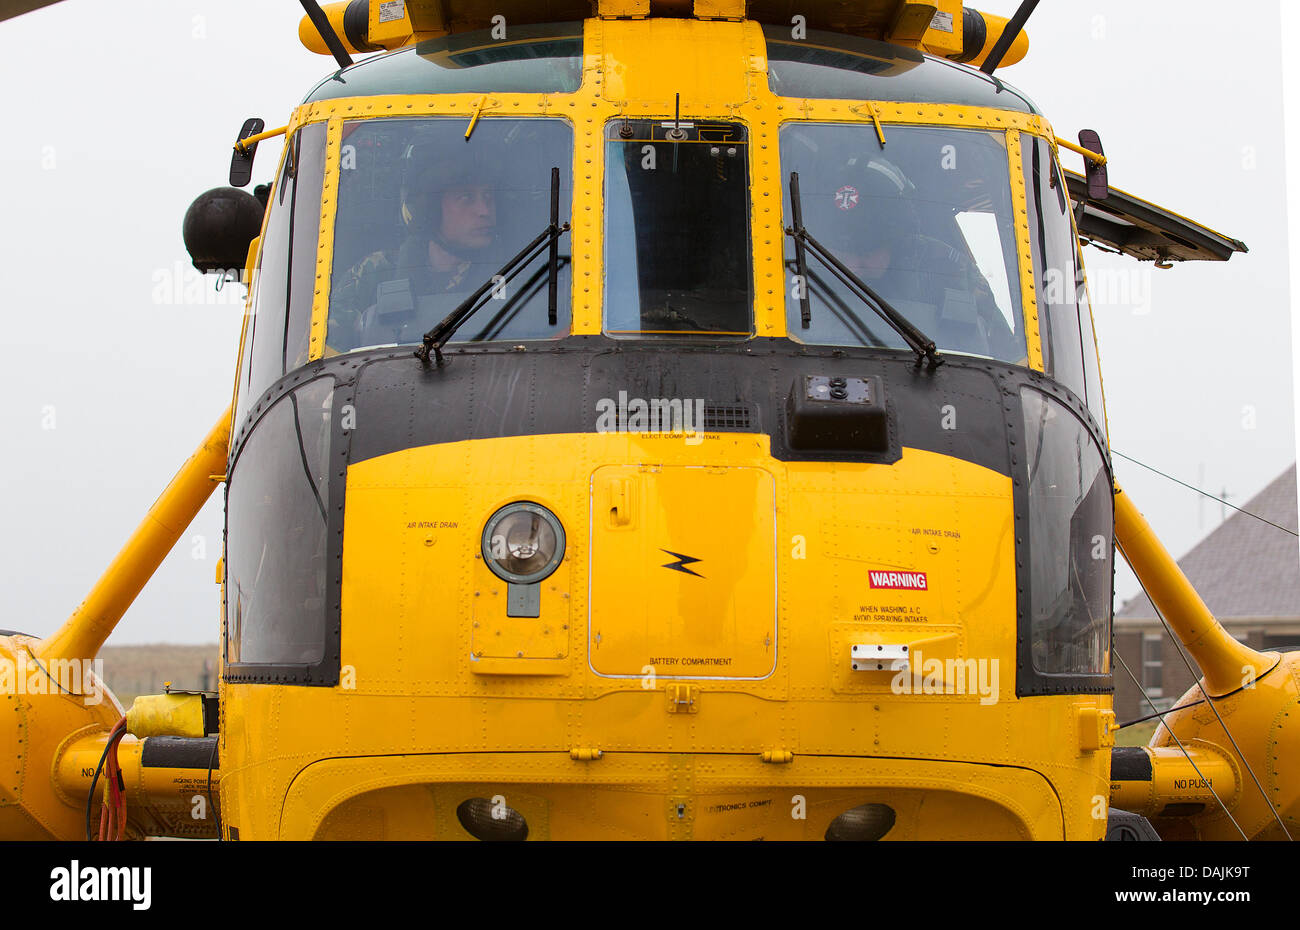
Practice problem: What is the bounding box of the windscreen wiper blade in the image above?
[416,167,569,367]
[785,171,942,368]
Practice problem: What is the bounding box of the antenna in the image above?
[666,92,687,142]
[980,0,1040,74]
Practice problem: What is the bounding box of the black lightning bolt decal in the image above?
[660,549,704,578]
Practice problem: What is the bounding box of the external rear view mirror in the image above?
[1077,129,1108,200]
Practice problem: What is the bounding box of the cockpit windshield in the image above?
[325,117,573,354]
[781,123,1027,364]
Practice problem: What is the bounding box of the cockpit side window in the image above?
[1022,133,1106,435]
[1019,386,1113,683]
[234,122,327,432]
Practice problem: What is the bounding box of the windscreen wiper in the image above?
[415,167,569,367]
[786,171,942,368]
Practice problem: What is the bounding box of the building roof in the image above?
[1117,464,1300,621]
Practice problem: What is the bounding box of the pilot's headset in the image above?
[398,137,502,258]
[821,154,920,256]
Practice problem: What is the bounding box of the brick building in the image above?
[1113,464,1300,722]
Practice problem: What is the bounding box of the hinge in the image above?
[569,747,604,761]
[694,0,745,21]
[596,0,649,19]
[760,749,794,764]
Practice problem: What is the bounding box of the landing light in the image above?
[481,503,565,585]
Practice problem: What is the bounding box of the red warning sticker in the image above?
[869,570,928,590]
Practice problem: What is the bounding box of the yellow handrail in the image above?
[1055,135,1107,166]
[235,124,289,154]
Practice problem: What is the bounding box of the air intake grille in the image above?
[703,404,754,431]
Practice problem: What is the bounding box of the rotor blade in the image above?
[0,0,63,23]
[980,0,1040,74]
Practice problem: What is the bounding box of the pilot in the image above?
[816,155,1021,360]
[400,154,500,283]
[331,144,503,349]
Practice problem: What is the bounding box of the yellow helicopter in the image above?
[1,0,1295,844]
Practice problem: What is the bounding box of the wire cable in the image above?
[1112,450,1298,538]
[206,737,222,841]
[84,717,127,841]
[1119,698,1205,728]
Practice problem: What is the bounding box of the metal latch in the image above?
[851,643,910,672]
[666,683,699,713]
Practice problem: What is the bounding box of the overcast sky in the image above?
[0,0,1296,645]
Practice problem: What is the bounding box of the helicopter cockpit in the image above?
[231,20,1107,379]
